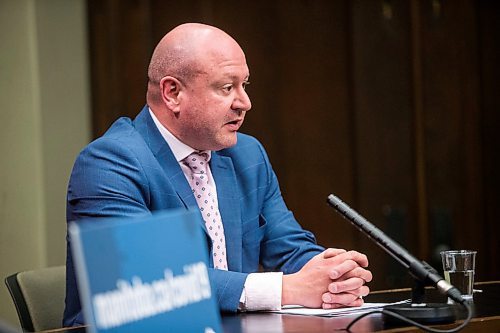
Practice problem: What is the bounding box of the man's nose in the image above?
[233,87,252,112]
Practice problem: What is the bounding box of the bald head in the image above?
[147,23,244,105]
[145,23,251,150]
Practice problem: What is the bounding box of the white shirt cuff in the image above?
[239,272,283,311]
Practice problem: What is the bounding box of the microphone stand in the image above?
[327,194,462,324]
[384,276,456,324]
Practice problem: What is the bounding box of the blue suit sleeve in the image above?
[208,269,247,313]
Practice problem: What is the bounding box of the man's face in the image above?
[176,46,252,151]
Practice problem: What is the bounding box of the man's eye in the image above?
[222,85,233,92]
[243,81,250,90]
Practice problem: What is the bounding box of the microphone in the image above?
[327,194,465,323]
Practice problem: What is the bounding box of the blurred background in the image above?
[1,0,498,327]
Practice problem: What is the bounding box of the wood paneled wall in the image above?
[86,0,499,290]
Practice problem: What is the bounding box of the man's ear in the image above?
[159,76,183,113]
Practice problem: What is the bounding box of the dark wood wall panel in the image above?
[265,1,356,250]
[478,0,500,278]
[350,0,416,288]
[88,0,152,137]
[87,0,500,290]
[211,2,284,162]
[419,0,484,273]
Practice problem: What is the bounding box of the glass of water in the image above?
[440,250,477,302]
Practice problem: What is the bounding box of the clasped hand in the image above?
[282,248,372,309]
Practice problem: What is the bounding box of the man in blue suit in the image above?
[63,23,372,326]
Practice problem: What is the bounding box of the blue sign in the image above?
[69,209,221,333]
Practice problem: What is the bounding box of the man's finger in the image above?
[321,291,361,305]
[322,302,345,310]
[323,250,369,269]
[336,267,373,283]
[322,248,347,259]
[328,259,358,279]
[324,297,365,309]
[346,285,370,298]
[342,250,369,267]
[328,277,365,293]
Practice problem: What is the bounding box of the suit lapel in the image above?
[133,106,198,211]
[210,152,243,272]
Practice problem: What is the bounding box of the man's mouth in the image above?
[225,118,243,130]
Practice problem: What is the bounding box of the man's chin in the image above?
[213,134,238,151]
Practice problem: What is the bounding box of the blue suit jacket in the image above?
[63,106,324,326]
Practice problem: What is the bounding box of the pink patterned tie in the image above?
[183,152,228,270]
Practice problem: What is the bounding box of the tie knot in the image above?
[183,152,210,174]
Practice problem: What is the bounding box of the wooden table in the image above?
[42,281,500,333]
[221,281,500,333]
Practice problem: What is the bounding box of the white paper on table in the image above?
[268,299,410,317]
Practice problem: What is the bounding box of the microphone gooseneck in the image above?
[327,194,473,332]
[326,194,464,304]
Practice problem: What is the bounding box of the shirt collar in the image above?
[148,107,211,162]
